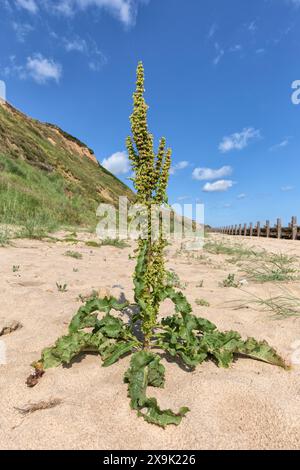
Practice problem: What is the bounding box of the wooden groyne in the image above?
[215,216,299,240]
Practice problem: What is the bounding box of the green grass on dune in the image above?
[0,153,98,232]
[0,102,135,236]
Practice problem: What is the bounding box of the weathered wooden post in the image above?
[266,220,270,238]
[244,223,247,236]
[277,218,282,239]
[234,224,238,236]
[292,216,298,240]
[249,222,253,237]
[257,221,261,238]
[238,224,242,236]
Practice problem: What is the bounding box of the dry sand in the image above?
[0,232,300,450]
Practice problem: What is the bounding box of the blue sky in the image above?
[0,0,300,227]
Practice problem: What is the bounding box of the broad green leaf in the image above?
[148,355,165,388]
[125,351,189,427]
[98,314,124,338]
[102,341,136,367]
[41,332,96,368]
[238,337,288,369]
[69,297,128,334]
[138,398,189,427]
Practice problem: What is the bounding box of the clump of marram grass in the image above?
[63,236,79,244]
[254,294,300,318]
[64,250,82,260]
[85,240,102,248]
[0,226,11,247]
[16,221,47,240]
[235,289,300,319]
[100,238,130,248]
[27,61,288,429]
[242,253,299,283]
[195,298,210,307]
[204,240,258,259]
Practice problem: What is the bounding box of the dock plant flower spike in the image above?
[27,62,288,428]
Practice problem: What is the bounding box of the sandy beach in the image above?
[0,233,300,450]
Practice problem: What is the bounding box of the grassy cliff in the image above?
[0,101,134,232]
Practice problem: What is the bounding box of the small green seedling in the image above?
[13,265,20,273]
[221,274,239,288]
[196,280,204,288]
[56,282,68,293]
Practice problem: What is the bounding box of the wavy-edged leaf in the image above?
[69,297,128,334]
[97,314,124,338]
[238,337,289,369]
[159,313,287,370]
[147,354,165,388]
[41,331,116,369]
[102,341,136,367]
[42,332,98,369]
[124,351,189,428]
[159,287,193,316]
[138,399,189,427]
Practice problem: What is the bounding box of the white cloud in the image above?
[202,180,234,193]
[213,42,224,66]
[170,161,189,175]
[289,0,300,7]
[269,138,290,151]
[62,35,107,70]
[13,0,149,27]
[47,0,147,26]
[281,185,294,192]
[237,193,246,199]
[208,23,217,40]
[248,21,257,33]
[64,37,88,52]
[102,151,130,175]
[230,44,242,53]
[26,54,62,83]
[4,54,62,84]
[15,0,38,13]
[12,22,33,42]
[219,127,261,153]
[193,165,232,181]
